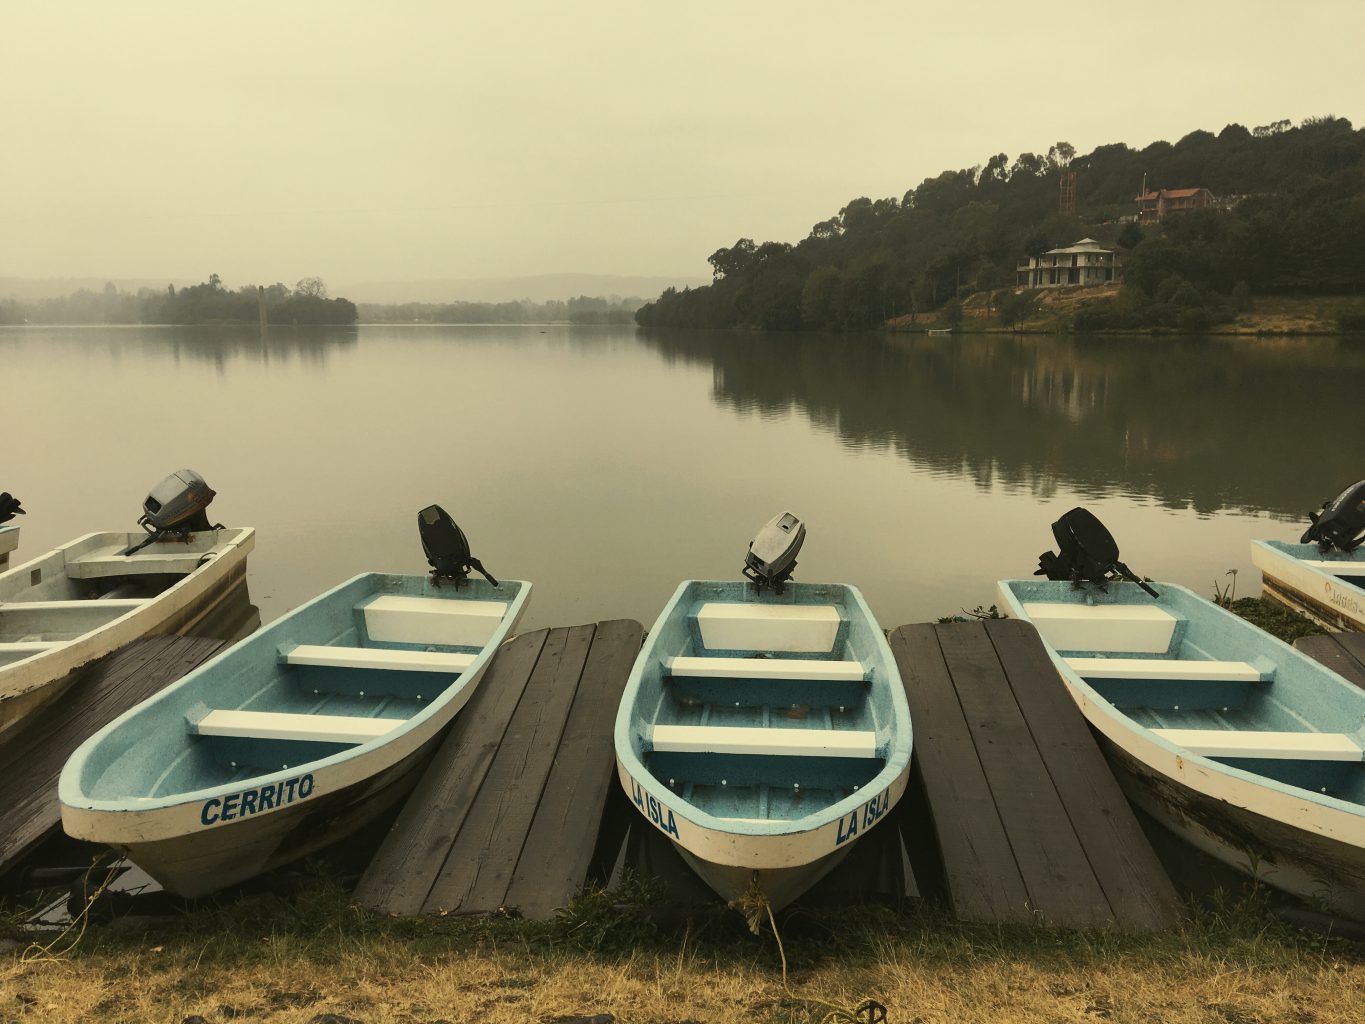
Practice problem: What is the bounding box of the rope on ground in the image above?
[731,878,889,1024]
[21,853,126,964]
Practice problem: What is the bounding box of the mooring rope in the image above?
[21,854,126,964]
[732,879,888,1024]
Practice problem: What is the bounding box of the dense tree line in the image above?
[0,275,357,325]
[636,116,1365,332]
[358,294,643,324]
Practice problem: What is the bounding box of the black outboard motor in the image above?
[418,504,498,587]
[1301,479,1365,553]
[1035,507,1159,598]
[124,469,224,555]
[0,492,24,525]
[743,511,805,593]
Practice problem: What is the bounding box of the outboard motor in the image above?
[124,469,223,556]
[1035,507,1159,598]
[743,511,805,593]
[1301,479,1365,553]
[418,504,498,587]
[0,492,24,525]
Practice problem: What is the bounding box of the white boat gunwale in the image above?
[59,572,531,824]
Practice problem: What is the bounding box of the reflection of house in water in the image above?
[1135,187,1216,224]
[1016,239,1122,288]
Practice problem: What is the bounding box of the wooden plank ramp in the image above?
[1295,631,1365,689]
[0,634,229,876]
[889,618,1183,930]
[354,618,643,919]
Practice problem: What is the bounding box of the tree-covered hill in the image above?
[636,116,1365,332]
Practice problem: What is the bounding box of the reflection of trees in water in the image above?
[638,330,1365,517]
[127,325,359,373]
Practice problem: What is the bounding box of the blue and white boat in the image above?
[614,573,912,911]
[0,523,18,572]
[1251,541,1365,632]
[997,578,1365,918]
[61,571,529,896]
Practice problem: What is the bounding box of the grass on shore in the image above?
[2,870,1363,1024]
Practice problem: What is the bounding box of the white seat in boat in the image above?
[66,544,214,579]
[1064,657,1264,682]
[362,595,506,648]
[665,656,866,681]
[651,724,877,759]
[1151,728,1364,761]
[190,709,400,745]
[695,602,842,653]
[1023,602,1178,653]
[283,644,475,674]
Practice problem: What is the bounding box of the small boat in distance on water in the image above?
[614,513,912,913]
[999,508,1365,918]
[0,472,253,736]
[61,506,529,897]
[1252,479,1365,631]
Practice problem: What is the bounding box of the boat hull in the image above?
[108,733,436,897]
[1251,540,1365,632]
[1102,736,1365,919]
[675,844,854,912]
[0,541,253,735]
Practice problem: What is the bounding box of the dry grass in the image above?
[1,880,1362,1024]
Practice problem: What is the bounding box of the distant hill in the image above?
[0,277,192,302]
[340,273,709,305]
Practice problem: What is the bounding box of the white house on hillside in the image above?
[1016,238,1123,288]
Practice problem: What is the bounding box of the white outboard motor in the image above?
[743,511,805,593]
[1301,480,1365,553]
[124,469,222,556]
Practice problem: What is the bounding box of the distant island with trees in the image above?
[635,116,1365,334]
[0,277,647,327]
[0,275,358,326]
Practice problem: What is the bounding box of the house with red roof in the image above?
[1135,187,1217,224]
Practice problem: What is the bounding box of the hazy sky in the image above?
[3,1,1362,289]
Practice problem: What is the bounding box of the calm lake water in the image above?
[6,324,1363,632]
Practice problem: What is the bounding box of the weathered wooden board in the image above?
[355,620,643,919]
[1295,632,1365,690]
[0,635,228,875]
[890,619,1181,930]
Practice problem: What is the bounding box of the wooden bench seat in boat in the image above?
[281,644,475,674]
[1064,657,1266,682]
[1151,728,1364,761]
[66,545,213,579]
[1022,602,1178,654]
[664,656,866,681]
[650,724,877,758]
[695,602,842,653]
[361,595,507,648]
[188,708,401,745]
